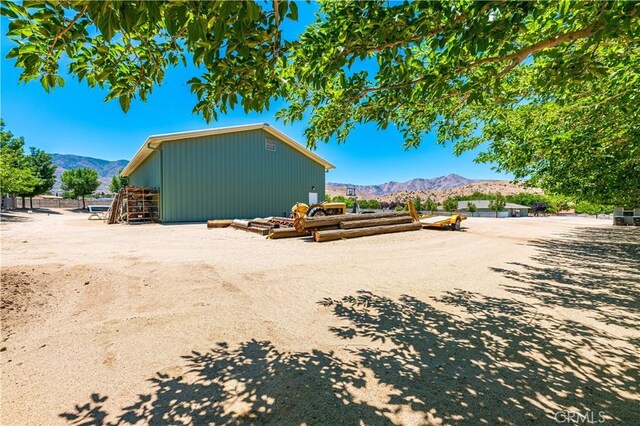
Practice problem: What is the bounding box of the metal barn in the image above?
[121,124,334,222]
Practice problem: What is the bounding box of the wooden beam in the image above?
[314,222,423,242]
[230,222,269,235]
[339,216,413,229]
[295,211,410,232]
[207,220,233,228]
[267,228,310,239]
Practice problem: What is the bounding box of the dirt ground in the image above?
[1,209,638,425]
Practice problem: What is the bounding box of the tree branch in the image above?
[45,5,87,64]
[574,89,636,110]
[342,12,468,57]
[466,6,637,75]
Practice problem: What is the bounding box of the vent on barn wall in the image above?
[265,137,277,152]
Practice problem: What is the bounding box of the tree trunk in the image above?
[21,196,25,209]
[30,197,33,209]
[82,195,86,209]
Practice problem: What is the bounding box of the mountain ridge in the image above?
[49,154,537,200]
[51,154,128,194]
[326,174,489,198]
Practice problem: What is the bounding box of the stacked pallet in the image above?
[293,211,421,242]
[106,191,123,224]
[106,186,159,224]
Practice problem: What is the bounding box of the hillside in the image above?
[375,181,543,203]
[327,174,481,198]
[51,154,129,195]
[328,177,542,203]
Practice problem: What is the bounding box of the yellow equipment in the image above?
[291,202,347,219]
[407,202,466,231]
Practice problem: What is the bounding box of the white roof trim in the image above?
[121,123,335,176]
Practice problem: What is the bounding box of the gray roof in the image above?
[457,200,530,210]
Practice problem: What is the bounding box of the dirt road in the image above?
[1,210,638,425]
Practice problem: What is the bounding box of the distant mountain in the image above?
[375,181,543,203]
[327,174,482,198]
[51,154,129,195]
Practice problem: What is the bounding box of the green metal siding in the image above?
[128,150,161,188]
[159,129,325,222]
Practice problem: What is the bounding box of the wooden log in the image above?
[339,216,413,229]
[267,228,310,239]
[232,219,251,227]
[295,211,410,232]
[230,222,269,235]
[249,221,277,229]
[207,220,233,228]
[313,222,422,242]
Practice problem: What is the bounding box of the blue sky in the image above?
[0,5,509,185]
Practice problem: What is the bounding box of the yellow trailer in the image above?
[407,203,466,231]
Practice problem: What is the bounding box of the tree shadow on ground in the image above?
[61,289,639,425]
[0,212,32,222]
[60,340,388,425]
[320,290,639,424]
[492,226,640,329]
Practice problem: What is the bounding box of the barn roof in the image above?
[121,123,335,176]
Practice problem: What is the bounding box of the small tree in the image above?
[443,197,458,213]
[413,196,422,212]
[20,147,57,208]
[368,199,381,210]
[531,202,549,217]
[324,193,331,202]
[109,169,129,194]
[61,167,100,209]
[0,120,38,209]
[575,201,607,218]
[467,202,477,217]
[488,193,507,218]
[423,198,438,213]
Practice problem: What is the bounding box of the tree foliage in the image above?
[488,193,507,217]
[423,198,439,213]
[3,1,639,204]
[21,147,57,199]
[0,119,38,197]
[61,167,100,208]
[109,169,128,193]
[442,198,458,213]
[467,202,477,216]
[531,202,549,216]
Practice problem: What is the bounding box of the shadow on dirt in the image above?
[60,288,639,424]
[1,208,63,222]
[492,226,640,329]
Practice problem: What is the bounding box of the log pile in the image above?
[290,211,421,242]
[210,212,422,242]
[225,217,297,236]
[294,211,409,232]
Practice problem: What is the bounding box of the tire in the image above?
[307,207,327,217]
